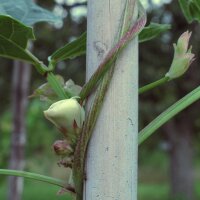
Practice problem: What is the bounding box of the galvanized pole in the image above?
[85,0,138,199]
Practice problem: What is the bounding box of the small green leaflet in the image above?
[30,74,66,103]
[0,15,36,63]
[49,32,86,64]
[179,0,200,23]
[139,23,171,43]
[0,0,61,26]
[30,76,82,103]
[47,72,69,99]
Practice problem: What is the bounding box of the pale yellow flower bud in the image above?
[44,98,85,141]
[175,31,191,55]
[166,31,195,79]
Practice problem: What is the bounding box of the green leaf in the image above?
[49,23,170,66]
[189,1,200,22]
[139,23,171,43]
[49,32,86,65]
[0,15,34,48]
[64,79,82,97]
[50,23,169,67]
[0,6,6,15]
[178,0,193,23]
[0,169,66,188]
[139,85,200,145]
[0,0,61,25]
[0,15,46,74]
[30,74,65,103]
[47,72,70,99]
[0,15,35,62]
[30,75,81,102]
[179,0,200,23]
[193,0,200,10]
[0,35,35,63]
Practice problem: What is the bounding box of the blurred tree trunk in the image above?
[7,61,31,200]
[165,114,194,200]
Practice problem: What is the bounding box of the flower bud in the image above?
[53,140,73,156]
[166,31,195,79]
[176,31,191,55]
[44,98,85,141]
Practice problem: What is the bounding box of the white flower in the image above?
[44,98,85,142]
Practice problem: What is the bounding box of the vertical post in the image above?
[85,0,138,199]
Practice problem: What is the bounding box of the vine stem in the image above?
[139,76,169,94]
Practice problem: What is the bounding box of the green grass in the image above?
[1,181,168,200]
[0,181,73,200]
[138,182,200,200]
[0,180,200,200]
[138,183,169,200]
[1,149,199,200]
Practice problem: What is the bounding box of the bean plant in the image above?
[0,0,200,199]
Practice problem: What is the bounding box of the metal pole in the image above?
[85,0,138,199]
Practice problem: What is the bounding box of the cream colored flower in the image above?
[44,98,85,142]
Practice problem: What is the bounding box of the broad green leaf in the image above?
[0,15,46,74]
[0,0,61,25]
[179,0,200,23]
[0,6,6,15]
[0,15,36,62]
[189,1,200,22]
[178,0,193,23]
[49,32,86,64]
[0,35,36,63]
[193,0,200,10]
[139,23,171,43]
[0,15,34,48]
